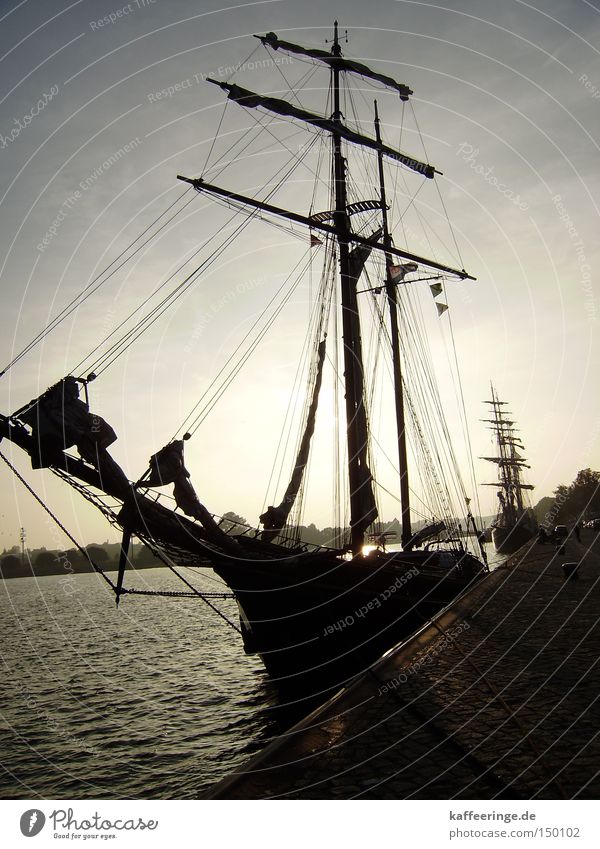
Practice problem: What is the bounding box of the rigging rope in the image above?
[201,98,229,177]
[173,248,316,439]
[128,541,242,633]
[0,450,117,590]
[0,451,241,633]
[0,190,194,379]
[363,289,458,526]
[400,318,468,525]
[76,126,322,381]
[77,208,261,376]
[199,41,266,175]
[341,84,480,537]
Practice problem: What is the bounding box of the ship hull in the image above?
[492,521,536,554]
[212,548,484,707]
[119,491,486,706]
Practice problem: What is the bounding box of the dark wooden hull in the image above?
[212,548,485,708]
[492,522,536,554]
[119,490,488,706]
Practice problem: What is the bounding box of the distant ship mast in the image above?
[481,384,536,552]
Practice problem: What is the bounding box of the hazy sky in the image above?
[0,0,598,549]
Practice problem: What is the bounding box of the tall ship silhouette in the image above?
[482,385,537,554]
[1,24,489,706]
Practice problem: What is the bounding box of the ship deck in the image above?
[207,529,600,799]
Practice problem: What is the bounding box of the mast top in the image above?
[332,21,343,56]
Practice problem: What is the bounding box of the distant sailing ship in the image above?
[1,24,489,706]
[482,385,537,554]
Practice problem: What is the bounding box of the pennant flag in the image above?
[389,262,418,283]
[436,302,449,317]
[310,233,323,247]
[429,282,443,298]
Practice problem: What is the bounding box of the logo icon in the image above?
[20,810,46,837]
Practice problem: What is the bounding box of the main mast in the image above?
[374,101,411,548]
[179,25,476,552]
[331,22,373,555]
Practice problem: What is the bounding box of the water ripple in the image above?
[0,569,276,798]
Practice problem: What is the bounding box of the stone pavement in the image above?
[208,531,600,799]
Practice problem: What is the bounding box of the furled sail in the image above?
[260,338,327,541]
[207,80,435,179]
[481,482,534,489]
[389,262,418,283]
[348,242,375,280]
[139,439,231,540]
[143,439,189,487]
[480,457,530,467]
[15,376,129,494]
[260,239,379,544]
[256,32,413,100]
[16,377,115,464]
[404,520,447,551]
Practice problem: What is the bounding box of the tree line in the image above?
[0,542,164,579]
[534,468,600,528]
[3,471,597,578]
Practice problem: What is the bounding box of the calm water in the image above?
[0,544,504,800]
[484,541,507,570]
[0,568,279,799]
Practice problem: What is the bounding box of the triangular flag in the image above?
[436,302,448,317]
[310,233,323,247]
[430,282,443,298]
[389,262,418,283]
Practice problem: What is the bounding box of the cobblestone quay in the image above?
[209,531,600,799]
